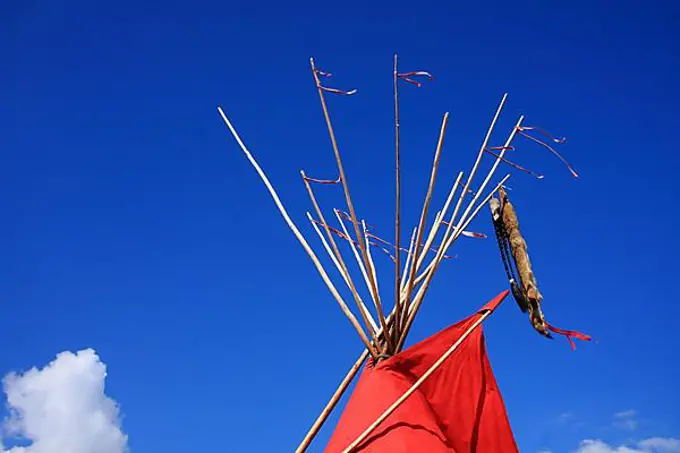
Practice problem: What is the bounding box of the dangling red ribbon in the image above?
[545,322,593,350]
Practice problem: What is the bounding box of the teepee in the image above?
[217,55,591,452]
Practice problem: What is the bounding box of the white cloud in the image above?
[575,438,680,453]
[1,349,128,453]
[638,438,680,452]
[613,410,639,431]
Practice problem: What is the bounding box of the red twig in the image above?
[314,67,358,95]
[302,174,342,185]
[397,71,434,87]
[310,218,399,262]
[483,147,545,179]
[516,126,579,178]
[439,220,487,239]
[336,209,377,232]
[366,232,454,259]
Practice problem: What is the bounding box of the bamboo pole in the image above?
[302,172,380,345]
[217,107,378,358]
[310,58,392,350]
[340,305,500,453]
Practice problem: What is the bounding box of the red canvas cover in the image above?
[325,290,518,453]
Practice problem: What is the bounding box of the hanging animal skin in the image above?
[490,187,552,339]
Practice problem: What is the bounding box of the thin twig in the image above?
[217,106,378,358]
[310,58,392,351]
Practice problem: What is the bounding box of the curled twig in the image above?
[397,71,434,87]
[484,147,544,179]
[516,126,578,178]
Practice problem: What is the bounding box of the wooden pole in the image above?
[308,213,379,333]
[302,172,380,345]
[294,349,370,453]
[295,288,419,453]
[217,106,378,358]
[393,53,403,344]
[341,306,499,453]
[310,58,392,350]
[401,113,449,334]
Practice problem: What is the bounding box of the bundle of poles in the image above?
[217,54,575,452]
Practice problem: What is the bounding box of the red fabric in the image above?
[544,321,593,350]
[325,291,518,453]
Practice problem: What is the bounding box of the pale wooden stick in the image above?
[440,117,524,259]
[393,53,403,342]
[362,220,380,298]
[302,172,379,344]
[430,94,507,272]
[415,172,464,272]
[310,58,392,349]
[401,227,418,293]
[341,306,498,453]
[396,174,510,350]
[453,95,508,220]
[295,349,370,453]
[217,107,378,358]
[399,227,419,328]
[335,209,377,314]
[308,213,379,333]
[402,112,449,322]
[414,116,522,286]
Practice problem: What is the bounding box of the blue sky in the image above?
[1,1,679,452]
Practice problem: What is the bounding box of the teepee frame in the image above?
[217,54,576,452]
